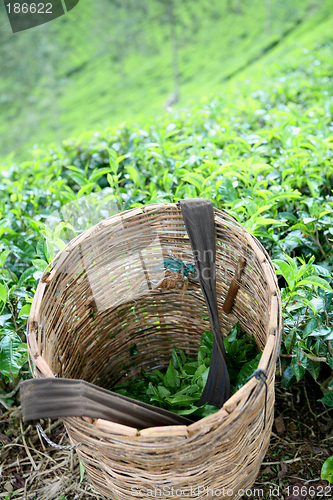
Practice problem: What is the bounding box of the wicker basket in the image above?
[27,202,282,500]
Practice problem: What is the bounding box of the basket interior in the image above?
[36,206,271,390]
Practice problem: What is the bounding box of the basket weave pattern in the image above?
[27,203,282,500]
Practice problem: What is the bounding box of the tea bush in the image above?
[1,31,333,407]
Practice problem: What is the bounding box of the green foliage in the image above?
[78,458,85,484]
[1,8,333,408]
[273,253,333,390]
[112,325,260,416]
[223,322,261,392]
[321,456,333,483]
[319,393,333,407]
[0,332,27,378]
[0,0,326,158]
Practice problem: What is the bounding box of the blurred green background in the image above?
[0,0,329,160]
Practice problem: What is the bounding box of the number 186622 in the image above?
[6,3,53,13]
[286,484,332,497]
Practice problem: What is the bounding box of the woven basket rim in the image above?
[27,202,282,440]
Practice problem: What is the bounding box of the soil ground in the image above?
[1,376,332,500]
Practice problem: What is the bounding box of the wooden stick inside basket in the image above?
[222,256,246,314]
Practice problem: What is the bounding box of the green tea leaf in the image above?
[281,365,296,389]
[298,276,332,292]
[303,317,318,337]
[0,314,11,327]
[79,457,85,484]
[201,330,213,349]
[308,326,333,340]
[0,250,10,269]
[225,323,239,343]
[171,346,180,369]
[18,267,37,286]
[285,331,296,353]
[318,393,333,408]
[0,334,28,377]
[178,348,187,364]
[18,304,31,319]
[291,347,307,381]
[197,346,207,363]
[321,456,333,483]
[157,386,170,398]
[306,359,320,380]
[182,362,198,375]
[169,394,199,407]
[164,361,180,389]
[235,353,262,390]
[273,259,296,290]
[32,259,48,272]
[0,283,7,304]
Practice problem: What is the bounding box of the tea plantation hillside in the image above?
[1,0,333,407]
[0,0,325,159]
